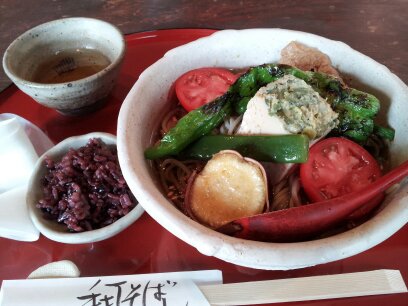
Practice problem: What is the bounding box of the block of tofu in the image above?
[237,74,338,140]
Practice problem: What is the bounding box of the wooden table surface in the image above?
[0,0,407,92]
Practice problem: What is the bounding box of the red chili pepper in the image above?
[218,160,408,242]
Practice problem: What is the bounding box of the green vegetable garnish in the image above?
[180,134,309,163]
[144,94,232,160]
[144,64,394,160]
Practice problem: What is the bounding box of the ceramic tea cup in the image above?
[2,17,125,115]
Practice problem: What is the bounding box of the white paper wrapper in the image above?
[0,269,220,306]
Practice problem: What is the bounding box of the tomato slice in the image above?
[300,137,383,217]
[175,68,238,112]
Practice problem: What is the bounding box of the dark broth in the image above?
[31,48,111,84]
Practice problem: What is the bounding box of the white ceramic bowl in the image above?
[27,132,144,244]
[2,18,125,115]
[117,29,408,270]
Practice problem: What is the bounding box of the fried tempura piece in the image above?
[280,41,343,81]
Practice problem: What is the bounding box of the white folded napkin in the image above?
[0,114,54,241]
[0,116,38,193]
[0,113,54,158]
[0,186,39,241]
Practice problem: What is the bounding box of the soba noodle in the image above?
[219,115,243,135]
[364,134,390,172]
[270,171,303,211]
[160,106,187,136]
[156,158,204,211]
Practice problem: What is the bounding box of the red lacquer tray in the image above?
[0,29,407,306]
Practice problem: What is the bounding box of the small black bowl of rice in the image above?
[26,132,144,244]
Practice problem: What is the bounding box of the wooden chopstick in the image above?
[198,269,407,305]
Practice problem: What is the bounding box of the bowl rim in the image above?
[2,17,126,89]
[117,28,408,270]
[27,132,144,244]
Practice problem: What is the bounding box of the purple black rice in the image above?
[37,138,137,232]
